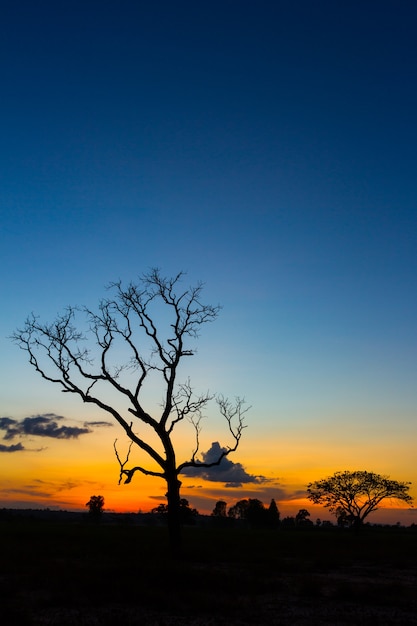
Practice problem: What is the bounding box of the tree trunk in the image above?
[352,516,363,533]
[166,473,182,558]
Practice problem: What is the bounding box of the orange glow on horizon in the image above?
[1,421,416,526]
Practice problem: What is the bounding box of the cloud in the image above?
[181,442,268,487]
[2,479,86,499]
[0,414,92,444]
[0,443,24,453]
[1,486,53,498]
[84,421,113,428]
[31,479,80,493]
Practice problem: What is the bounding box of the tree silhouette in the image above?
[295,508,312,526]
[211,500,227,517]
[86,495,105,520]
[13,269,248,555]
[245,498,267,527]
[178,498,199,524]
[335,506,355,528]
[267,498,280,527]
[152,498,198,524]
[281,516,295,528]
[307,470,413,528]
[151,503,169,515]
[228,498,249,520]
[228,498,268,527]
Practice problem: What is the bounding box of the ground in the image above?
[1,515,417,625]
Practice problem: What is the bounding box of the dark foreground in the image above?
[1,519,417,625]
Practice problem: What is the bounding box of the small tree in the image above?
[228,498,268,527]
[281,516,295,528]
[13,269,248,555]
[151,503,169,515]
[307,470,413,528]
[228,498,249,520]
[212,500,227,517]
[246,498,267,527]
[267,498,280,527]
[178,498,199,524]
[295,508,312,527]
[335,506,355,528]
[152,499,198,524]
[86,495,105,519]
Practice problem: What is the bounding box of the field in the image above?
[1,517,417,625]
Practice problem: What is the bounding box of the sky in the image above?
[1,0,417,524]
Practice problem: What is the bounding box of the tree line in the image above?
[211,498,313,528]
[88,467,413,530]
[209,468,413,530]
[213,470,412,528]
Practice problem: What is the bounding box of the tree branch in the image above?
[178,396,249,472]
[114,439,164,484]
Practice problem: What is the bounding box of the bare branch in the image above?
[167,379,213,433]
[114,439,164,484]
[178,396,249,472]
[189,413,203,463]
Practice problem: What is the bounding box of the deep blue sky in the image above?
[1,1,417,518]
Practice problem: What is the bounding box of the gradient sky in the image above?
[1,1,417,524]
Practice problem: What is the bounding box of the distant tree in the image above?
[321,520,334,528]
[212,500,227,517]
[151,498,198,524]
[151,503,169,515]
[228,498,268,527]
[267,498,280,527]
[335,506,355,528]
[13,269,248,556]
[307,470,413,528]
[246,498,267,527]
[178,498,199,524]
[295,508,312,526]
[86,495,105,520]
[228,498,249,520]
[281,516,295,528]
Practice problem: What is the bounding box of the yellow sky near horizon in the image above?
[1,417,415,527]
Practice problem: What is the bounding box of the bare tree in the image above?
[13,269,248,554]
[307,470,413,528]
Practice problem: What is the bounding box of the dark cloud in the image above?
[84,421,113,428]
[0,443,24,453]
[181,442,268,487]
[0,414,91,443]
[2,486,53,498]
[2,479,86,499]
[0,417,16,432]
[31,479,80,493]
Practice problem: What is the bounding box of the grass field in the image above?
[1,518,417,625]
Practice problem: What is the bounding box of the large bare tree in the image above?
[13,269,248,554]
